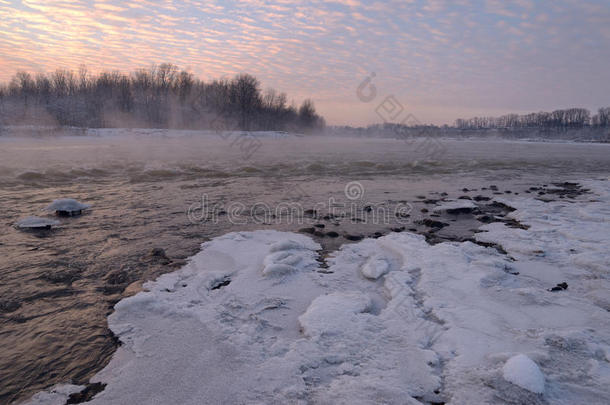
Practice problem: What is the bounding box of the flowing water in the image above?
[1,129,609,403]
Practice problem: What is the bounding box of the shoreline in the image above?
[18,179,609,405]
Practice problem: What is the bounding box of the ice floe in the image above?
[15,216,60,229]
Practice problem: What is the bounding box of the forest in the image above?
[0,64,325,132]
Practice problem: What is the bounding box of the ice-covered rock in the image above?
[502,354,545,394]
[16,216,60,229]
[432,199,477,213]
[45,198,90,216]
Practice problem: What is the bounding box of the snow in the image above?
[15,216,60,229]
[22,384,84,405]
[45,198,90,214]
[432,199,477,213]
[24,180,610,404]
[503,354,545,394]
[360,254,390,279]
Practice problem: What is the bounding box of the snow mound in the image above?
[16,216,60,229]
[45,198,90,215]
[432,199,477,213]
[361,254,391,279]
[298,292,372,337]
[503,354,545,394]
[261,240,312,276]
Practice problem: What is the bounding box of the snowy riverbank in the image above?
[25,179,609,404]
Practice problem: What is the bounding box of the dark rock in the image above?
[298,227,316,235]
[446,207,476,214]
[462,188,469,192]
[390,226,405,232]
[489,185,498,191]
[416,195,426,199]
[421,208,429,213]
[67,383,107,404]
[0,300,21,313]
[473,195,491,202]
[326,231,339,238]
[458,195,472,200]
[313,223,325,228]
[477,215,495,224]
[41,269,81,284]
[440,192,448,196]
[106,270,129,285]
[416,219,449,229]
[210,276,231,290]
[423,199,439,204]
[363,205,372,212]
[344,234,364,241]
[549,282,568,292]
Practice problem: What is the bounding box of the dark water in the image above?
[1,131,609,403]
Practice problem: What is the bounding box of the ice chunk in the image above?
[502,354,545,394]
[16,216,60,229]
[45,198,90,215]
[432,199,477,213]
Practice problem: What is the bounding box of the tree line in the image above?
[454,107,610,130]
[0,64,325,131]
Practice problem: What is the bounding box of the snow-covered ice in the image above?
[24,180,610,404]
[15,216,60,229]
[22,384,84,405]
[503,354,545,394]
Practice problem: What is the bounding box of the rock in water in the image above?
[46,199,90,216]
[502,354,545,394]
[16,216,60,230]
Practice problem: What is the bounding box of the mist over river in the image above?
[1,130,609,403]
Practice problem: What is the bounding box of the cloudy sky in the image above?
[1,0,609,125]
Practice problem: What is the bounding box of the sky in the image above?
[0,0,609,126]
